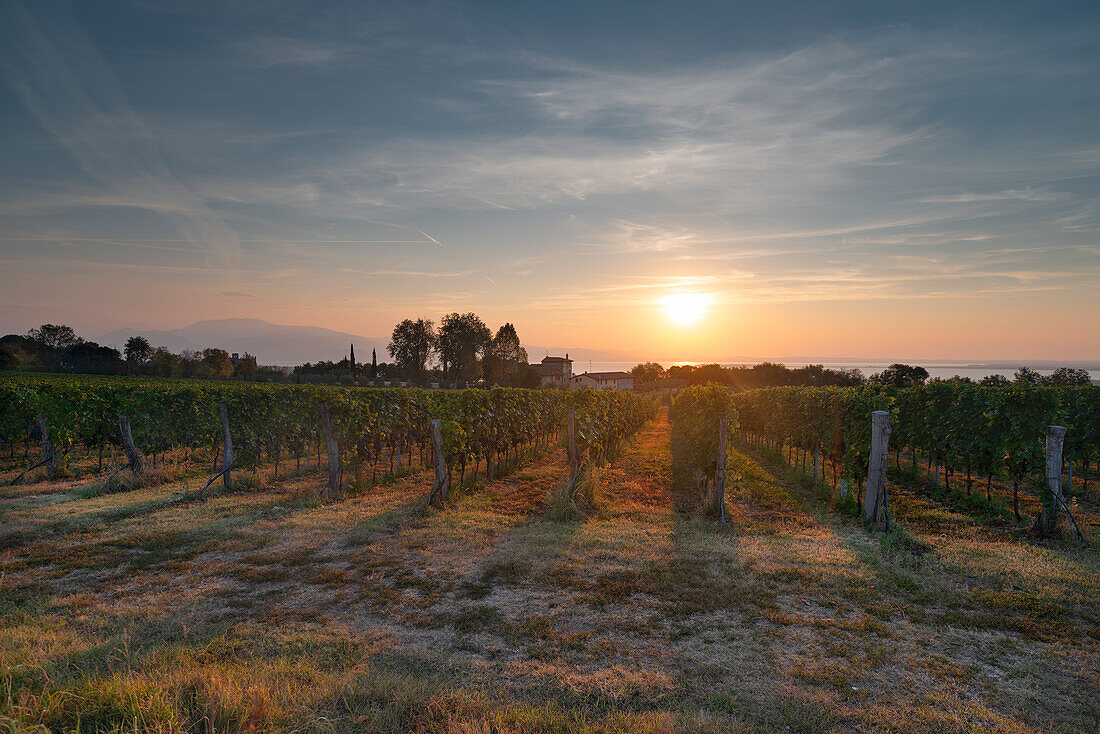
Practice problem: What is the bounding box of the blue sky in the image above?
[1,0,1098,360]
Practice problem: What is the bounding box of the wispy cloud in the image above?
[918,187,1068,204]
[0,0,242,270]
[0,3,1096,357]
[234,36,346,69]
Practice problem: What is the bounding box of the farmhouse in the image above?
[530,354,573,388]
[570,371,634,391]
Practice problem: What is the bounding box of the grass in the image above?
[0,408,1097,732]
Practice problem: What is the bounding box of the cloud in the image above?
[235,36,345,68]
[918,188,1068,204]
[1,6,1095,336]
[0,0,242,270]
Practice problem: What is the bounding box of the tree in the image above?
[751,362,795,387]
[0,336,35,370]
[236,352,258,377]
[485,323,528,385]
[388,318,437,382]
[0,345,18,371]
[66,342,124,374]
[197,348,234,379]
[1046,367,1091,387]
[516,365,543,389]
[872,364,929,388]
[630,362,666,384]
[25,323,82,370]
[124,336,152,369]
[934,374,975,384]
[27,324,80,351]
[832,368,866,387]
[1013,366,1043,386]
[980,373,1010,387]
[371,348,378,379]
[148,347,180,377]
[437,312,491,387]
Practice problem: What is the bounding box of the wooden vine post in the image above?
[430,418,448,503]
[713,411,728,521]
[219,401,234,489]
[863,410,890,530]
[117,414,145,475]
[37,413,55,480]
[567,406,578,476]
[317,403,341,495]
[487,418,495,481]
[1037,425,1067,534]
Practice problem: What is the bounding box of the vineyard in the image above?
[728,384,1098,517]
[0,374,655,498]
[1,375,1098,732]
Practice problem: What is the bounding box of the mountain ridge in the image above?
[97,319,389,366]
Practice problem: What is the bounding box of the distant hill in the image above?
[93,318,644,368]
[98,318,389,366]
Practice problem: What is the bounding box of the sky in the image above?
[1,0,1098,362]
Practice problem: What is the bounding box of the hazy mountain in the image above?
[99,318,388,366]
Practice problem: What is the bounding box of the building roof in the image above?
[573,371,633,381]
[541,355,572,364]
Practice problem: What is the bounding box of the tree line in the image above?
[0,325,265,380]
[385,314,539,388]
[5,322,1092,392]
[0,315,541,389]
[629,361,1093,390]
[297,313,540,388]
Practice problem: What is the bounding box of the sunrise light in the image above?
[661,293,709,327]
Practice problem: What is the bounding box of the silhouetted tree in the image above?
[27,324,79,351]
[1046,366,1090,386]
[871,364,929,388]
[26,324,80,370]
[124,336,152,371]
[1013,366,1043,385]
[438,312,491,387]
[931,374,975,384]
[236,352,258,377]
[65,342,123,374]
[485,323,528,385]
[388,318,437,383]
[630,362,666,384]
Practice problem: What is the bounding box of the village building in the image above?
[530,354,573,388]
[570,371,634,391]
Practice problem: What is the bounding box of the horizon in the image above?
[4,311,1100,373]
[2,1,1099,361]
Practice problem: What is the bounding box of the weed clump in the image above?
[545,467,603,521]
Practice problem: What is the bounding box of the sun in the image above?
[661,292,709,327]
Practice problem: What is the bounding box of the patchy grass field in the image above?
[1,408,1097,732]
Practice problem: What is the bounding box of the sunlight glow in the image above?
[661,293,709,327]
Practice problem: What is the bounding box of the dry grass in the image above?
[1,408,1097,732]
